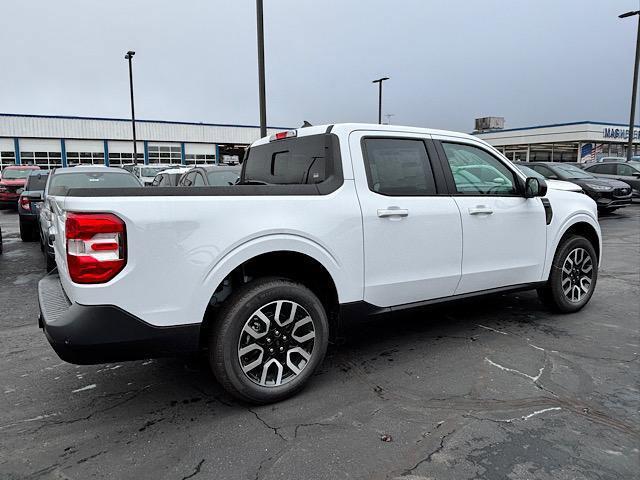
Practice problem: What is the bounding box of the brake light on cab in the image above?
[66,212,126,284]
[269,130,297,142]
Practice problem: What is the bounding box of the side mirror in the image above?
[524,177,547,198]
[632,172,640,178]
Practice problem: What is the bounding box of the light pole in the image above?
[256,0,267,138]
[372,77,389,124]
[619,10,640,161]
[124,50,138,163]
[385,113,395,125]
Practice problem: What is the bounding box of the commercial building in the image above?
[0,113,288,170]
[473,119,640,163]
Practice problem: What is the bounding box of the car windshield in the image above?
[2,169,34,180]
[26,173,49,190]
[141,167,168,177]
[516,165,545,180]
[207,170,240,186]
[554,164,593,179]
[48,172,141,195]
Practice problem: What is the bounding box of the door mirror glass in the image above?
[524,177,547,198]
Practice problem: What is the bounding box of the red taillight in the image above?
[66,212,126,284]
[19,196,31,211]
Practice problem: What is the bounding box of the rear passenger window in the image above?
[243,135,328,185]
[362,138,436,196]
[591,164,615,174]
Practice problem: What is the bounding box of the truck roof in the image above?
[250,123,481,147]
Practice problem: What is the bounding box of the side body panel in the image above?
[348,130,463,307]
[56,180,364,327]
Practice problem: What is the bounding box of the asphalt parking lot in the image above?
[0,206,638,480]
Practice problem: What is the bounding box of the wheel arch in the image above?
[196,235,345,344]
[544,215,601,279]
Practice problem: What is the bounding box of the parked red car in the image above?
[0,165,40,209]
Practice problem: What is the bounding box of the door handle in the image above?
[468,206,493,215]
[377,207,409,218]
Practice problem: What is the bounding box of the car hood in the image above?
[0,178,27,187]
[569,177,630,188]
[546,179,581,192]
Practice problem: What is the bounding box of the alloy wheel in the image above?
[237,300,316,387]
[561,247,593,303]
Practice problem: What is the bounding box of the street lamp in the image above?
[256,0,267,138]
[619,10,640,161]
[372,77,390,125]
[124,50,138,164]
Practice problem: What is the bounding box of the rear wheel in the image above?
[537,235,597,313]
[209,277,329,404]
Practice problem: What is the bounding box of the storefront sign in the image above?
[603,127,639,140]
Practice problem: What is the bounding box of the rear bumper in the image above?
[38,274,201,365]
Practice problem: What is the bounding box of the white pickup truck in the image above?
[38,123,601,403]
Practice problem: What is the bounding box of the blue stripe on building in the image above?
[215,144,220,165]
[13,138,20,165]
[103,140,110,166]
[143,141,149,165]
[180,142,186,165]
[60,139,67,167]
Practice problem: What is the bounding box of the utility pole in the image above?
[125,50,138,163]
[256,0,267,138]
[372,77,390,125]
[619,10,640,161]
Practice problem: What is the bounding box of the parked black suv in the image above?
[582,162,640,199]
[18,171,48,241]
[525,162,632,212]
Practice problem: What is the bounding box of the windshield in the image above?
[554,164,593,179]
[207,170,240,186]
[141,167,168,177]
[26,173,49,190]
[49,172,141,195]
[516,165,545,180]
[2,169,34,180]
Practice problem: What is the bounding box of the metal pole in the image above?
[126,53,138,163]
[256,0,267,138]
[378,81,383,124]
[626,15,640,161]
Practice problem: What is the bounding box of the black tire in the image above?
[0,227,3,254]
[210,277,329,404]
[19,220,35,242]
[537,235,598,313]
[45,250,56,272]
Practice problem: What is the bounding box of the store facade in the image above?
[473,121,640,163]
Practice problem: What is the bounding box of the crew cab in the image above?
[38,124,601,404]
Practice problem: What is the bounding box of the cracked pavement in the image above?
[1,206,638,480]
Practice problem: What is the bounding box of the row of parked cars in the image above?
[515,158,639,213]
[0,163,241,266]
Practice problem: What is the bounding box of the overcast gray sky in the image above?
[1,0,638,131]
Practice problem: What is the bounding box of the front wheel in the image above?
[209,277,329,404]
[537,235,598,313]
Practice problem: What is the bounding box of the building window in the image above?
[148,145,181,164]
[108,152,143,166]
[19,151,62,169]
[1,151,15,168]
[66,152,105,166]
[185,153,216,165]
